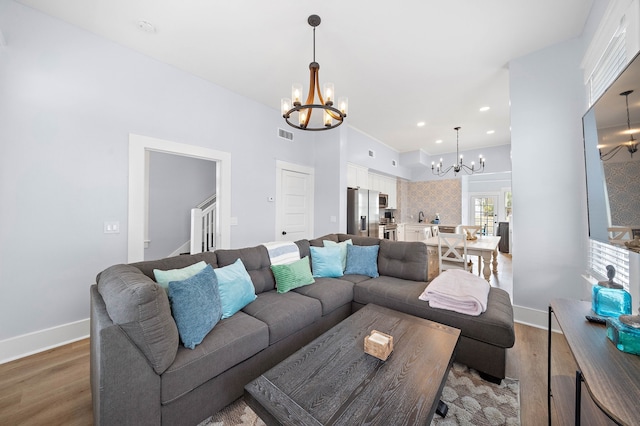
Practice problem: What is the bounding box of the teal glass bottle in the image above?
[606,317,640,356]
[591,285,632,317]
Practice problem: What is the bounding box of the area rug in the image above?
[198,363,520,426]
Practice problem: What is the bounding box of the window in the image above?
[588,239,630,291]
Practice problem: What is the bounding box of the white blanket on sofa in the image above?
[262,241,300,265]
[418,269,490,316]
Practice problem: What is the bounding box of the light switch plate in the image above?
[104,221,120,234]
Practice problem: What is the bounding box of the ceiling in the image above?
[17,0,595,155]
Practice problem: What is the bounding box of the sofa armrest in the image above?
[91,285,161,426]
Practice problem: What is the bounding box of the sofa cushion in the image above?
[127,252,218,281]
[309,233,339,247]
[353,277,515,348]
[168,265,222,349]
[215,245,275,294]
[214,259,257,319]
[241,290,322,344]
[292,277,354,315]
[344,244,380,278]
[160,311,269,404]
[378,239,428,282]
[310,246,344,278]
[271,256,315,293]
[97,264,179,374]
[338,234,381,246]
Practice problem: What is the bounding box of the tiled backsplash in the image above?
[400,179,462,225]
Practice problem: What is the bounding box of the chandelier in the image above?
[600,90,638,161]
[432,127,485,176]
[281,15,348,131]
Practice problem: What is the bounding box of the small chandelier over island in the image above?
[432,126,485,176]
[281,15,348,131]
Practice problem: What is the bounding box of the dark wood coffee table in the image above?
[244,304,460,425]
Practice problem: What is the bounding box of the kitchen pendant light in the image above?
[600,90,638,161]
[432,127,485,176]
[281,15,348,131]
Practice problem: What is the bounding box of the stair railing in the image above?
[190,194,217,254]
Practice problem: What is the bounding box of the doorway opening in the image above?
[128,134,231,263]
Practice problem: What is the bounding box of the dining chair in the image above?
[458,225,482,275]
[438,233,471,274]
[608,227,633,247]
[431,225,439,237]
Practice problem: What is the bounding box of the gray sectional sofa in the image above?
[90,233,515,426]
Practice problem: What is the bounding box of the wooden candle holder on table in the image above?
[364,330,393,361]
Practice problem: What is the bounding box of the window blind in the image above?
[588,239,630,291]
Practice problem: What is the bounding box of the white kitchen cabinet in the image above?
[347,163,369,189]
[387,177,397,209]
[367,172,397,209]
[404,225,430,242]
[396,223,405,241]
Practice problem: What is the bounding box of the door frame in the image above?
[128,134,231,262]
[275,160,314,241]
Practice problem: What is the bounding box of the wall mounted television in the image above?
[583,51,640,248]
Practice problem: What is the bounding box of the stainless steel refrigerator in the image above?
[347,187,380,238]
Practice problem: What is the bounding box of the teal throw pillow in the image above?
[323,239,353,271]
[310,245,344,278]
[168,265,222,349]
[344,244,380,278]
[154,261,207,291]
[271,256,315,293]
[214,259,257,319]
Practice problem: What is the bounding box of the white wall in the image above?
[346,127,412,179]
[409,143,512,182]
[0,1,397,357]
[0,1,318,350]
[509,37,589,319]
[146,152,216,260]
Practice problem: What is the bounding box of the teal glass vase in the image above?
[606,317,640,356]
[591,285,632,317]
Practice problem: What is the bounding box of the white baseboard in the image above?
[513,304,561,333]
[0,318,90,364]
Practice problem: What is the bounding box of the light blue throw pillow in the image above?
[310,245,344,278]
[168,264,222,349]
[323,239,353,271]
[344,244,380,278]
[154,261,208,291]
[214,259,257,319]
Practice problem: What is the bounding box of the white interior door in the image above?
[276,161,314,241]
[469,195,499,236]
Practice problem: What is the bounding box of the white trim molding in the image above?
[128,134,231,263]
[0,318,89,364]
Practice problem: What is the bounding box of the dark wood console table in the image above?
[548,299,640,425]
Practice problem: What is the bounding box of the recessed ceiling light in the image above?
[435,139,443,144]
[417,121,426,127]
[486,130,495,134]
[479,106,490,112]
[137,20,156,33]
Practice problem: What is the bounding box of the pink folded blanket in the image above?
[418,269,490,316]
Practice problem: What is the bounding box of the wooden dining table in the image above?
[424,235,501,282]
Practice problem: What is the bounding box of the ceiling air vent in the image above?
[368,149,376,158]
[278,128,294,141]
